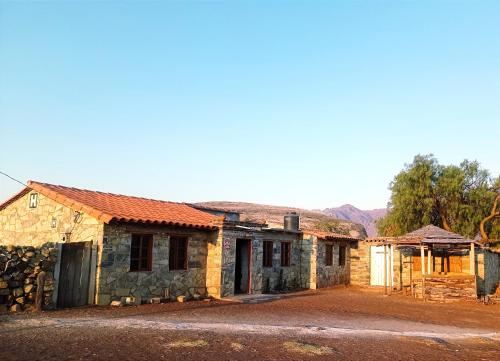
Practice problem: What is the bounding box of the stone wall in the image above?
[315,240,351,288]
[96,223,216,305]
[0,190,104,247]
[0,243,58,313]
[213,227,304,298]
[261,234,303,293]
[350,241,370,286]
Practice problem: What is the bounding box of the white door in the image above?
[370,246,393,286]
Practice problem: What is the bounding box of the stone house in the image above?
[0,181,360,309]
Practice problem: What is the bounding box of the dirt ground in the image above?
[1,287,499,361]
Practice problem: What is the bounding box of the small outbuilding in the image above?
[356,225,500,302]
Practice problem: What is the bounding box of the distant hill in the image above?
[195,201,367,239]
[321,204,387,237]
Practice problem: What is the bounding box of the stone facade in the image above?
[0,190,104,247]
[208,226,305,298]
[302,234,353,289]
[1,188,366,307]
[348,240,371,286]
[96,223,216,305]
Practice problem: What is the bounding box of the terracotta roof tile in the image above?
[303,229,361,241]
[2,181,219,229]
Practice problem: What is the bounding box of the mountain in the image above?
[321,204,387,237]
[195,201,367,239]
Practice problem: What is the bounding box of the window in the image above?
[130,234,153,272]
[338,245,346,266]
[263,241,273,267]
[169,236,188,270]
[280,242,291,267]
[325,244,333,266]
[29,193,38,208]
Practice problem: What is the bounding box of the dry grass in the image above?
[167,339,208,348]
[283,341,334,356]
[230,342,244,351]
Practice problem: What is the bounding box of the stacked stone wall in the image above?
[350,241,370,286]
[315,240,351,288]
[261,235,303,293]
[0,243,57,313]
[96,223,215,305]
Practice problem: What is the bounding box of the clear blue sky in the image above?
[0,1,499,210]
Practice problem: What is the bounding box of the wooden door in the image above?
[57,241,92,308]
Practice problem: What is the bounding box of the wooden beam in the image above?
[384,244,388,295]
[420,246,425,276]
[420,245,425,301]
[427,248,432,275]
[470,242,475,275]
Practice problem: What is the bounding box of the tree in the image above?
[377,154,499,239]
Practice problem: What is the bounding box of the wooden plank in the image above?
[36,271,46,311]
[78,241,92,306]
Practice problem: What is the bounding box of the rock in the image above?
[12,288,24,297]
[176,295,186,303]
[120,296,135,306]
[9,304,22,312]
[24,284,34,294]
[0,281,7,289]
[24,251,35,258]
[150,297,161,304]
[193,294,202,301]
[15,297,25,304]
[110,300,123,307]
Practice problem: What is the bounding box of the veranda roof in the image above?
[366,224,479,247]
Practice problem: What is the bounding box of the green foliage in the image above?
[377,154,499,238]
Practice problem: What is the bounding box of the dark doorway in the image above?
[57,241,92,308]
[235,239,251,294]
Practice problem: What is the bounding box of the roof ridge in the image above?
[29,180,185,206]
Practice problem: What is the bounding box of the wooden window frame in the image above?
[169,236,188,271]
[280,241,291,267]
[338,245,346,266]
[130,234,153,272]
[263,241,274,268]
[325,244,333,266]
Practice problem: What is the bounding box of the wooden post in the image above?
[409,254,414,297]
[36,271,46,312]
[420,246,425,276]
[470,242,475,275]
[427,248,432,275]
[420,245,425,301]
[389,245,393,294]
[470,242,477,298]
[383,244,388,295]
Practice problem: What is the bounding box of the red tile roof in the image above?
[303,229,361,241]
[1,181,219,229]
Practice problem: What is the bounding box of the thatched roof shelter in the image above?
[365,224,480,248]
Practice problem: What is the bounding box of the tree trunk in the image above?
[480,193,500,242]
